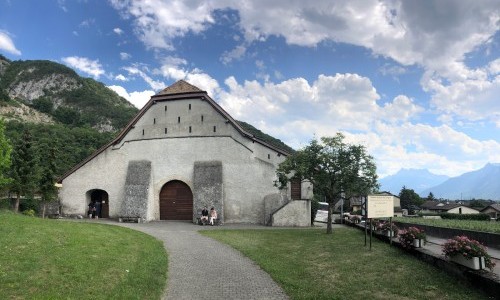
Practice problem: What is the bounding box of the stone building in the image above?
[58,80,311,226]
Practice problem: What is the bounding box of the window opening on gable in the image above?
[201,115,204,122]
[153,118,156,124]
[213,126,216,133]
[189,104,191,110]
[178,116,181,123]
[165,105,167,111]
[268,154,270,159]
[165,128,168,134]
[189,126,192,133]
[142,129,144,135]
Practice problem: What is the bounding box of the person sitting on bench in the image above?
[200,207,209,225]
[209,207,217,225]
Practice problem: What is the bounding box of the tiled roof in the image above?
[421,200,468,211]
[481,204,500,212]
[156,80,202,95]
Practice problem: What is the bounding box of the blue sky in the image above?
[0,0,499,178]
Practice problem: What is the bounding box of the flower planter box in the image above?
[450,255,486,270]
[385,231,395,238]
[412,239,424,248]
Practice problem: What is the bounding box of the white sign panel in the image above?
[367,195,394,218]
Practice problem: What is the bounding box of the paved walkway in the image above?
[111,221,289,300]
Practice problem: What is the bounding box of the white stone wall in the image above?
[272,200,311,227]
[447,206,479,214]
[60,97,288,223]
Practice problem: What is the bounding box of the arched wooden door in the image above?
[90,190,109,218]
[159,180,193,220]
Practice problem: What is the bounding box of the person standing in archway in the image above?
[88,201,95,219]
[95,201,102,219]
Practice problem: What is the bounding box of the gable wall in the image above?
[60,97,288,223]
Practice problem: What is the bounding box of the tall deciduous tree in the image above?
[10,130,39,212]
[39,146,58,218]
[0,119,12,189]
[276,133,379,234]
[399,186,423,214]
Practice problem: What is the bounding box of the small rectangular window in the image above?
[201,115,204,122]
[268,154,271,159]
[142,129,145,135]
[153,118,156,124]
[165,128,167,134]
[213,126,216,133]
[165,105,167,111]
[189,104,191,110]
[189,126,192,133]
[178,116,181,123]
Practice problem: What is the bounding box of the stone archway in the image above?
[88,189,109,218]
[159,180,193,220]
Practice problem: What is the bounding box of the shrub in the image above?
[376,221,399,236]
[442,235,495,270]
[398,227,426,249]
[19,197,38,213]
[440,213,490,221]
[22,209,36,217]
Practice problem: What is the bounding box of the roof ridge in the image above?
[157,80,203,95]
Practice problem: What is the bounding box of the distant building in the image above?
[420,201,479,214]
[58,80,311,226]
[480,204,500,219]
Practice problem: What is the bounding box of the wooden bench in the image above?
[118,217,142,223]
[196,217,220,226]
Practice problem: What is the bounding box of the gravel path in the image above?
[114,221,289,300]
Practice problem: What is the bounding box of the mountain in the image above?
[0,55,137,131]
[379,168,449,195]
[420,163,500,200]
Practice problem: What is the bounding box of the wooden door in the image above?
[101,193,109,218]
[291,178,302,200]
[159,181,193,220]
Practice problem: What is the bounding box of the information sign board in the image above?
[367,195,394,218]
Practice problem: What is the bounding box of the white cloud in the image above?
[120,52,131,60]
[61,56,105,78]
[58,0,67,12]
[79,18,95,28]
[107,85,155,109]
[115,74,128,81]
[0,31,21,55]
[113,27,124,35]
[110,0,215,50]
[124,66,164,90]
[220,45,246,64]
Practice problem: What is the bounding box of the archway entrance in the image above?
[90,190,109,218]
[159,180,193,220]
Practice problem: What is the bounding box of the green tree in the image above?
[10,130,39,212]
[39,146,58,218]
[399,186,423,213]
[276,133,378,234]
[427,192,436,201]
[0,119,13,189]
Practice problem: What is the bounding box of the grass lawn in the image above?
[396,217,500,234]
[201,227,489,300]
[0,210,167,299]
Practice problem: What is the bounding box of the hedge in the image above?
[440,213,491,221]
